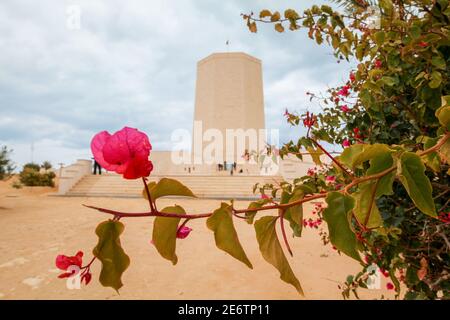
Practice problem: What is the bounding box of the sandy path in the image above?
[0,181,394,300]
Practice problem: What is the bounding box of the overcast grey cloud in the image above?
[0,0,351,169]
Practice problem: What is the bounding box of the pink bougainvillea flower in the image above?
[302,111,316,128]
[349,72,356,82]
[176,226,193,239]
[380,268,389,278]
[374,59,382,68]
[342,139,351,148]
[91,126,153,179]
[81,271,92,285]
[307,168,316,177]
[325,175,336,184]
[56,251,83,271]
[261,193,269,199]
[337,85,350,97]
[386,282,394,290]
[340,105,350,113]
[438,211,450,223]
[418,41,428,48]
[55,251,84,279]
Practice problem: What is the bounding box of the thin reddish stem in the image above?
[81,256,96,270]
[310,137,355,178]
[142,177,156,212]
[83,193,327,219]
[279,209,293,257]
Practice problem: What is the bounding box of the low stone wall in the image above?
[57,159,92,195]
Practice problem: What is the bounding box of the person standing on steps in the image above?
[92,157,102,175]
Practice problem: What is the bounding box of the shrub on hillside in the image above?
[19,162,56,187]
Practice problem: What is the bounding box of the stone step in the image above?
[66,174,283,199]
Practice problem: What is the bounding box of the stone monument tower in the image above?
[192,52,266,174]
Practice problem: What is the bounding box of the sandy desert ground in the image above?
[0,178,396,300]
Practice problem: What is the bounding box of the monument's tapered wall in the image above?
[192,52,265,169]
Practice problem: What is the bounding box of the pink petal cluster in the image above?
[340,105,350,113]
[337,85,350,97]
[342,139,351,148]
[325,175,336,184]
[91,126,153,180]
[55,251,83,279]
[56,251,83,270]
[176,226,193,239]
[349,72,356,82]
[307,168,316,177]
[374,59,382,68]
[303,218,322,228]
[439,211,450,223]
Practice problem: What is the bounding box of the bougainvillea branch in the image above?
[309,137,355,178]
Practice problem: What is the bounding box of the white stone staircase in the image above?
[65,173,284,199]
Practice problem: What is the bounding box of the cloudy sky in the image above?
[0,0,352,169]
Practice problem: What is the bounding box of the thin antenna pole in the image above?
[30,142,34,163]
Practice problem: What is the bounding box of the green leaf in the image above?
[435,97,450,130]
[259,9,272,18]
[254,216,303,295]
[284,9,299,20]
[248,21,257,33]
[152,205,186,265]
[422,137,441,172]
[274,23,284,33]
[431,56,446,70]
[429,71,442,89]
[246,198,271,224]
[353,181,383,229]
[379,0,394,13]
[270,11,281,22]
[366,152,395,197]
[397,152,436,217]
[93,220,131,292]
[283,190,304,237]
[410,25,421,39]
[206,203,253,268]
[323,192,361,262]
[321,5,333,15]
[352,144,394,168]
[142,178,196,201]
[439,139,450,169]
[381,76,397,86]
[338,144,364,168]
[374,31,385,46]
[306,146,323,166]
